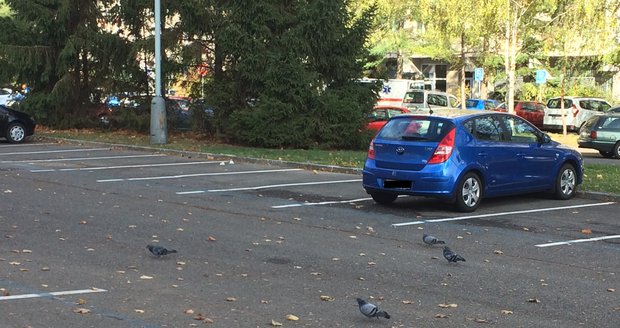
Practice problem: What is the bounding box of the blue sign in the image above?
[535,69,548,84]
[474,68,484,82]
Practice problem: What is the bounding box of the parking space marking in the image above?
[30,160,222,173]
[0,143,57,148]
[391,202,616,227]
[97,168,303,183]
[535,235,620,248]
[1,154,165,163]
[0,147,110,156]
[176,179,362,194]
[272,197,373,208]
[0,288,107,301]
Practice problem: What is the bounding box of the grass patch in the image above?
[37,128,619,195]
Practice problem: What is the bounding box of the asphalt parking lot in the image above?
[1,140,618,328]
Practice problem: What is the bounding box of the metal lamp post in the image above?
[150,0,167,144]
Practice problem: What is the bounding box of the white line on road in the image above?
[0,143,57,148]
[272,197,373,208]
[1,154,165,163]
[391,202,616,227]
[97,168,303,183]
[0,288,107,301]
[0,148,110,156]
[177,179,362,194]
[535,235,620,247]
[30,160,222,173]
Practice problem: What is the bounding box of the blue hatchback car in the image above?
[363,110,583,212]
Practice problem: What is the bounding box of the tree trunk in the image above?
[460,32,466,110]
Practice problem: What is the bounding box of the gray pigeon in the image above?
[443,246,465,263]
[356,298,390,319]
[423,233,445,245]
[147,245,177,257]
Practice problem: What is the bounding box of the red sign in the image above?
[197,64,208,77]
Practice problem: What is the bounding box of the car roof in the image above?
[394,109,490,120]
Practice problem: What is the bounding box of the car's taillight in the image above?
[428,128,455,164]
[590,130,597,139]
[572,105,579,117]
[367,140,375,159]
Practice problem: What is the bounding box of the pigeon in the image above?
[423,233,445,245]
[147,245,177,257]
[443,246,465,263]
[356,298,390,319]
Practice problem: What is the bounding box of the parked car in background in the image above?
[543,97,611,132]
[363,111,583,212]
[366,105,410,132]
[465,99,500,110]
[97,96,192,130]
[607,106,620,113]
[494,101,546,129]
[0,105,36,143]
[402,90,458,113]
[578,113,620,158]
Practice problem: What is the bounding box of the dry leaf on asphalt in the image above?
[320,295,335,301]
[286,314,299,321]
[528,298,540,303]
[271,319,283,326]
[607,288,615,292]
[494,250,504,255]
[581,228,593,234]
[402,300,413,304]
[438,303,458,308]
[134,309,145,314]
[501,310,513,315]
[73,308,91,314]
[435,313,448,318]
[139,275,153,280]
[226,297,237,302]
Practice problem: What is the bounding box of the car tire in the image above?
[613,142,620,159]
[6,122,26,143]
[454,172,481,212]
[554,163,577,200]
[599,150,615,158]
[370,192,398,205]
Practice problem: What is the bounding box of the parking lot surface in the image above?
[1,140,618,327]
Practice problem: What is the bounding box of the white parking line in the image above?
[0,288,107,301]
[176,179,362,194]
[535,235,620,247]
[272,197,373,208]
[1,154,165,163]
[30,160,222,173]
[390,202,616,227]
[0,148,110,156]
[97,168,303,183]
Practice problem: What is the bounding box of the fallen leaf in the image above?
[226,297,237,302]
[271,319,282,326]
[73,308,91,314]
[528,298,540,303]
[76,299,87,305]
[80,220,88,225]
[438,303,458,308]
[581,228,592,234]
[134,309,145,314]
[501,310,513,315]
[139,275,153,280]
[184,309,195,315]
[286,314,299,321]
[208,236,217,241]
[22,249,32,253]
[435,313,448,318]
[402,300,413,304]
[320,295,335,301]
[494,250,504,255]
[607,288,615,292]
[474,318,488,323]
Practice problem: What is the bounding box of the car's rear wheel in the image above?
[370,192,398,205]
[613,142,620,159]
[455,172,481,212]
[555,163,577,200]
[599,150,615,158]
[6,122,26,143]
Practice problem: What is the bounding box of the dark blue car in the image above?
[363,110,583,212]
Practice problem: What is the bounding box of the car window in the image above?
[377,117,454,141]
[592,100,611,112]
[403,91,424,104]
[387,109,405,118]
[449,96,458,107]
[601,117,620,130]
[0,89,10,96]
[469,116,505,141]
[428,94,447,106]
[371,109,387,120]
[484,101,496,110]
[501,116,539,143]
[465,100,479,108]
[521,103,535,112]
[547,98,573,108]
[535,103,546,112]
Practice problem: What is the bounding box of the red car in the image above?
[366,105,410,132]
[495,101,546,129]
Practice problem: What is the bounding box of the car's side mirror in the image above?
[541,133,552,144]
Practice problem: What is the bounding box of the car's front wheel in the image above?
[613,141,620,159]
[370,192,398,205]
[6,122,26,143]
[454,172,481,212]
[555,163,577,200]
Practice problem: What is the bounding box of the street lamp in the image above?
[150,0,167,144]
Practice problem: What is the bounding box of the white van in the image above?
[543,97,611,131]
[376,79,427,107]
[401,90,459,113]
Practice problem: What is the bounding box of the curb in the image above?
[36,136,619,203]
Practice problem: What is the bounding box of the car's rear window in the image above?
[377,117,454,141]
[547,98,573,109]
[403,91,424,104]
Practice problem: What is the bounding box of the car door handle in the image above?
[477,152,488,157]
